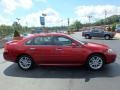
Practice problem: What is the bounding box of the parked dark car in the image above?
[82,29,115,40]
[115,28,120,33]
[3,33,116,70]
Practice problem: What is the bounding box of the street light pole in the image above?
[87,16,92,30]
[88,16,92,24]
[16,18,20,24]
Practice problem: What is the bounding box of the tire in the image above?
[104,35,110,40]
[17,55,34,70]
[87,54,104,70]
[85,35,91,39]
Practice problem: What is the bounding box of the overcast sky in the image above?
[0,0,120,27]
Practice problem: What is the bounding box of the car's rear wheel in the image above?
[85,35,91,39]
[104,35,110,40]
[87,54,104,70]
[18,55,34,70]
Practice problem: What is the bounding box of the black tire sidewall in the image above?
[85,35,91,39]
[87,54,104,70]
[105,35,110,40]
[18,55,34,70]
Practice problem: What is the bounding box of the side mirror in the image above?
[71,43,77,47]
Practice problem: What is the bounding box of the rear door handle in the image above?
[30,48,36,50]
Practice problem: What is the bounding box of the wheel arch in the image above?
[16,53,35,63]
[104,34,110,37]
[85,34,90,36]
[86,52,106,64]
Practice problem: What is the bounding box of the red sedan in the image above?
[3,33,116,70]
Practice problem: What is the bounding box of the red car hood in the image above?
[84,42,109,51]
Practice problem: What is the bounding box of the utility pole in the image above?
[67,18,70,32]
[104,10,107,25]
[67,18,70,26]
[104,10,108,30]
[105,10,107,20]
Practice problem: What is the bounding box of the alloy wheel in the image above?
[18,55,33,70]
[88,55,104,70]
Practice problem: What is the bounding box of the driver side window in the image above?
[54,36,73,46]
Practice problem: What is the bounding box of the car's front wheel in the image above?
[87,54,104,70]
[18,55,34,70]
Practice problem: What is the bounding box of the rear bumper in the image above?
[3,51,16,62]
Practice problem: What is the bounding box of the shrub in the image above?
[14,30,20,37]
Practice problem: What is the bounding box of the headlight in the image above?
[107,49,113,53]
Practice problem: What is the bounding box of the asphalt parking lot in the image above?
[0,32,120,90]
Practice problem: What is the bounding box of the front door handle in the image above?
[56,48,63,51]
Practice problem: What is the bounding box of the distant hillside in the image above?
[94,15,120,25]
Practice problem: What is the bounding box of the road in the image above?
[0,32,120,90]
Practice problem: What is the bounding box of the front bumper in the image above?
[105,53,116,64]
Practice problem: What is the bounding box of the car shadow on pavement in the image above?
[3,63,120,82]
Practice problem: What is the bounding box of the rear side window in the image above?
[25,39,33,45]
[25,36,53,45]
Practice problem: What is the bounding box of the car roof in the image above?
[30,32,69,37]
[22,33,71,41]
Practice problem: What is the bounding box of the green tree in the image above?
[111,23,116,32]
[0,25,14,37]
[94,15,120,25]
[70,20,82,31]
[12,21,22,31]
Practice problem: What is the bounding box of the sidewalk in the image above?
[0,48,5,64]
[114,33,120,39]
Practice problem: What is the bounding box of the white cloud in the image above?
[20,8,63,27]
[75,5,120,23]
[0,15,12,25]
[18,0,33,9]
[1,0,18,13]
[0,0,33,13]
[34,0,47,3]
